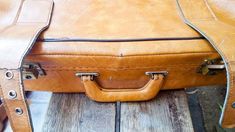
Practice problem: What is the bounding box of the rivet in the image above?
[25,75,32,80]
[232,102,235,109]
[8,90,17,99]
[5,70,14,80]
[15,108,23,115]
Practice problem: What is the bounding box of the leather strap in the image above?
[177,0,235,128]
[0,103,7,131]
[0,0,53,131]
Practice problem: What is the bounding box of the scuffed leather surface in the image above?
[0,0,230,129]
[25,39,226,92]
[0,0,225,93]
[208,0,235,26]
[39,0,202,39]
[24,0,226,92]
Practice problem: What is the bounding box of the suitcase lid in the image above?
[38,0,202,40]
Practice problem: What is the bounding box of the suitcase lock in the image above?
[199,59,225,75]
[22,63,46,80]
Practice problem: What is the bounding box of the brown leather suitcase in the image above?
[0,0,235,131]
[25,1,226,94]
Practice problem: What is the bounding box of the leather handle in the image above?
[80,74,165,102]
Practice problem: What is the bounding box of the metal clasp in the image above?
[75,72,99,81]
[75,71,168,80]
[145,71,168,79]
[199,59,225,75]
[22,63,46,80]
[207,63,225,70]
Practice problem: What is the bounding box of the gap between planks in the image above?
[42,90,193,132]
[3,91,194,132]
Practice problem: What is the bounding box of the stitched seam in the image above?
[216,43,234,114]
[45,68,195,72]
[225,63,234,114]
[42,67,199,71]
[15,1,54,129]
[42,64,200,69]
[176,0,233,124]
[18,0,53,68]
[195,32,234,123]
[14,1,54,130]
[28,52,218,57]
[0,0,53,131]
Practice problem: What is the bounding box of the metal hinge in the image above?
[198,59,225,75]
[22,63,46,80]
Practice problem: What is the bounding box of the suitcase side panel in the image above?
[24,51,225,92]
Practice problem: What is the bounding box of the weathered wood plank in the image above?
[42,94,116,132]
[120,90,194,132]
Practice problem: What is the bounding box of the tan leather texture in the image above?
[39,0,202,39]
[0,0,53,131]
[177,0,235,128]
[23,0,226,92]
[81,74,165,102]
[25,40,225,92]
[0,0,233,130]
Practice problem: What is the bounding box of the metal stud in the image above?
[8,90,17,99]
[232,102,235,109]
[5,70,14,80]
[15,108,23,115]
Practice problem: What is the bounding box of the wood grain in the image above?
[4,91,194,131]
[42,94,116,132]
[120,90,194,132]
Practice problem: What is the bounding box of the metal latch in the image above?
[145,71,168,79]
[22,63,46,80]
[198,59,225,75]
[75,72,99,81]
[75,71,168,80]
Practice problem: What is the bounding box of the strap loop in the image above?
[0,0,53,131]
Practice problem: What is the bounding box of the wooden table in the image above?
[43,90,194,132]
[4,90,194,132]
